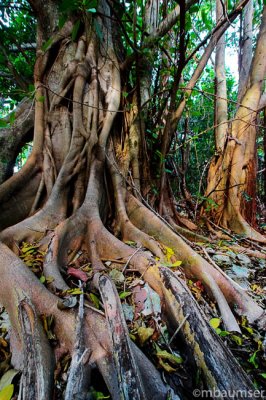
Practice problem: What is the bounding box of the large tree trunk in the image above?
[0,1,265,399]
[204,4,266,242]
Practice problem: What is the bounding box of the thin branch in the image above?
[185,0,249,66]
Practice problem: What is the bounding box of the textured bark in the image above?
[238,0,253,103]
[214,0,228,153]
[0,99,34,184]
[204,5,266,241]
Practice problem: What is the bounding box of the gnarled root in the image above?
[126,194,264,324]
[159,268,256,395]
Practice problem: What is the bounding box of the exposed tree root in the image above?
[159,268,256,395]
[126,194,264,324]
[64,288,91,400]
[96,273,147,399]
[18,299,54,400]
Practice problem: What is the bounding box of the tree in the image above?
[205,1,266,242]
[0,0,265,398]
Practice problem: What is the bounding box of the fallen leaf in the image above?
[209,318,221,329]
[109,269,125,284]
[119,291,132,299]
[231,334,243,346]
[156,350,183,365]
[137,327,154,346]
[0,384,14,400]
[248,350,259,368]
[158,358,176,373]
[89,293,100,309]
[132,285,147,315]
[67,267,88,282]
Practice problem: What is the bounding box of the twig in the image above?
[122,245,142,273]
[84,303,105,316]
[168,314,190,346]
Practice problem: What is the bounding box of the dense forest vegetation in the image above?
[0,0,265,399]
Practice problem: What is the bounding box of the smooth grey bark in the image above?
[0,99,34,184]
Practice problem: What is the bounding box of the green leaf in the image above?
[59,0,78,12]
[36,96,45,103]
[0,54,5,64]
[156,350,183,365]
[0,384,14,400]
[0,120,8,128]
[189,4,200,13]
[58,14,67,29]
[158,358,176,373]
[260,373,266,379]
[249,350,259,368]
[209,318,221,329]
[28,84,35,93]
[39,275,46,283]
[42,37,53,52]
[124,240,136,246]
[9,112,15,125]
[65,288,83,295]
[119,291,132,299]
[231,335,243,346]
[218,330,230,337]
[169,260,182,267]
[72,20,81,41]
[89,293,100,309]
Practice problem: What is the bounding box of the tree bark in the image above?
[204,4,266,241]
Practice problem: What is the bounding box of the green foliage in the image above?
[14,143,32,171]
[0,0,35,108]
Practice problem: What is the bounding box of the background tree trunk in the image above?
[204,4,266,241]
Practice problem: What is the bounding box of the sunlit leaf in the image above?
[0,384,14,400]
[209,318,221,329]
[65,288,83,295]
[119,291,132,299]
[137,326,154,346]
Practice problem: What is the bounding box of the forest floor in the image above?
[0,227,265,399]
